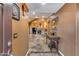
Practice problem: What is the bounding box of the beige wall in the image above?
[12,4,29,56]
[55,4,76,56]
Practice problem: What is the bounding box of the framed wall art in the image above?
[12,3,20,21]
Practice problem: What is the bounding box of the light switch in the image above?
[13,33,18,39]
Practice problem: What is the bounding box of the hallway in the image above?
[0,3,79,56]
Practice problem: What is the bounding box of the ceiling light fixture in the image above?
[32,11,35,15]
[41,3,46,5]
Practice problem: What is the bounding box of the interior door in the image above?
[3,4,12,55]
[0,4,3,54]
[0,4,12,56]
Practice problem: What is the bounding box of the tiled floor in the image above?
[28,34,59,56]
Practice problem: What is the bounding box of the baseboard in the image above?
[25,48,31,56]
[58,50,64,56]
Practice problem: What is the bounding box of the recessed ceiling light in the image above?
[41,3,46,5]
[32,11,35,15]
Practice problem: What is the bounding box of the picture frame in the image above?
[12,3,20,21]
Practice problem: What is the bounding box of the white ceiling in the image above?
[26,3,65,19]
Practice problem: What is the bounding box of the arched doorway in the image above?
[28,17,49,53]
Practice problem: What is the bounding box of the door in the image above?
[0,4,3,54]
[0,4,12,56]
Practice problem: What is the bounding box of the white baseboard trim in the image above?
[25,48,31,56]
[58,50,64,56]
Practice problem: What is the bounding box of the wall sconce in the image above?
[22,3,29,16]
[44,21,48,29]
